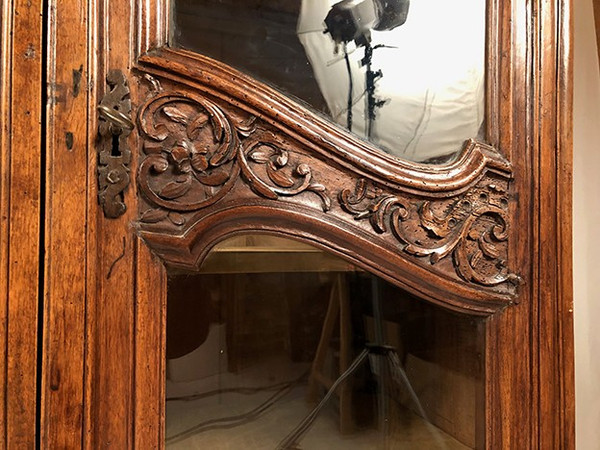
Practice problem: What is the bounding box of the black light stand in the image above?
[277,278,415,450]
[323,0,409,138]
[362,40,387,139]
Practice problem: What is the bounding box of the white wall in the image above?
[573,0,600,447]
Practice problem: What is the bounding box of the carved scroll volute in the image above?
[138,91,240,215]
[135,75,522,313]
[137,81,331,228]
[339,178,522,288]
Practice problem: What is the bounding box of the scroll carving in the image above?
[240,136,331,211]
[340,178,522,287]
[137,91,331,226]
[135,73,522,311]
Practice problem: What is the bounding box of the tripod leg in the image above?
[339,275,353,433]
[306,276,341,403]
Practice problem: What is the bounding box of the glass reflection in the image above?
[166,235,484,449]
[172,0,485,163]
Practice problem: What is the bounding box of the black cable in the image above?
[343,42,353,131]
[166,384,292,444]
[166,376,304,402]
[166,371,307,444]
[276,348,370,449]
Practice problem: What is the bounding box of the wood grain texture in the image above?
[32,0,574,448]
[41,0,89,447]
[84,0,137,447]
[557,2,575,446]
[543,0,575,446]
[133,75,521,314]
[0,0,44,447]
[483,0,534,447]
[138,49,512,194]
[127,0,574,448]
[133,241,166,449]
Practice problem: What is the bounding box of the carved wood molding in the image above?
[339,176,521,288]
[134,57,522,314]
[138,49,512,194]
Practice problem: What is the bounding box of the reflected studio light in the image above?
[325,0,410,44]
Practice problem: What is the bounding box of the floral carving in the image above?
[239,136,331,211]
[138,92,241,214]
[137,92,331,224]
[339,179,522,287]
[135,81,521,299]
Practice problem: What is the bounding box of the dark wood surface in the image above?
[134,51,519,307]
[0,0,574,447]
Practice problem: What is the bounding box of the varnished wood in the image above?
[545,0,575,446]
[484,0,533,446]
[30,0,575,448]
[134,75,519,312]
[0,0,44,447]
[137,49,512,194]
[129,0,573,447]
[84,0,138,447]
[133,241,167,449]
[41,0,90,447]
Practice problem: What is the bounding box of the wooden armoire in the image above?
[0,0,574,448]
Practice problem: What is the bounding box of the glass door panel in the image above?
[170,0,486,163]
[165,235,484,449]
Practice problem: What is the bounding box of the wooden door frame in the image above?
[0,0,44,447]
[35,0,574,448]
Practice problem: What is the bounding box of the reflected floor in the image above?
[166,356,470,449]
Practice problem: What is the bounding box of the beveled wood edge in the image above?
[555,0,575,445]
[136,0,170,58]
[136,48,513,198]
[123,1,577,449]
[0,2,12,444]
[1,0,43,447]
[136,203,513,316]
[594,0,600,72]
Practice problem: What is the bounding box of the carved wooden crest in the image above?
[134,49,522,314]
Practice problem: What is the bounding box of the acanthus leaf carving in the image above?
[137,91,331,222]
[238,137,331,211]
[339,178,523,287]
[135,77,521,304]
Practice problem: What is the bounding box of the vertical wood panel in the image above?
[537,0,575,447]
[133,5,170,446]
[134,241,166,449]
[537,0,560,445]
[26,0,572,448]
[0,2,13,443]
[557,1,575,447]
[41,0,89,447]
[84,0,138,446]
[0,0,44,446]
[485,0,535,447]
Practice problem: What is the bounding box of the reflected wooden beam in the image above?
[594,0,600,67]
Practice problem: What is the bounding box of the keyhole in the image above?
[111,134,121,157]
